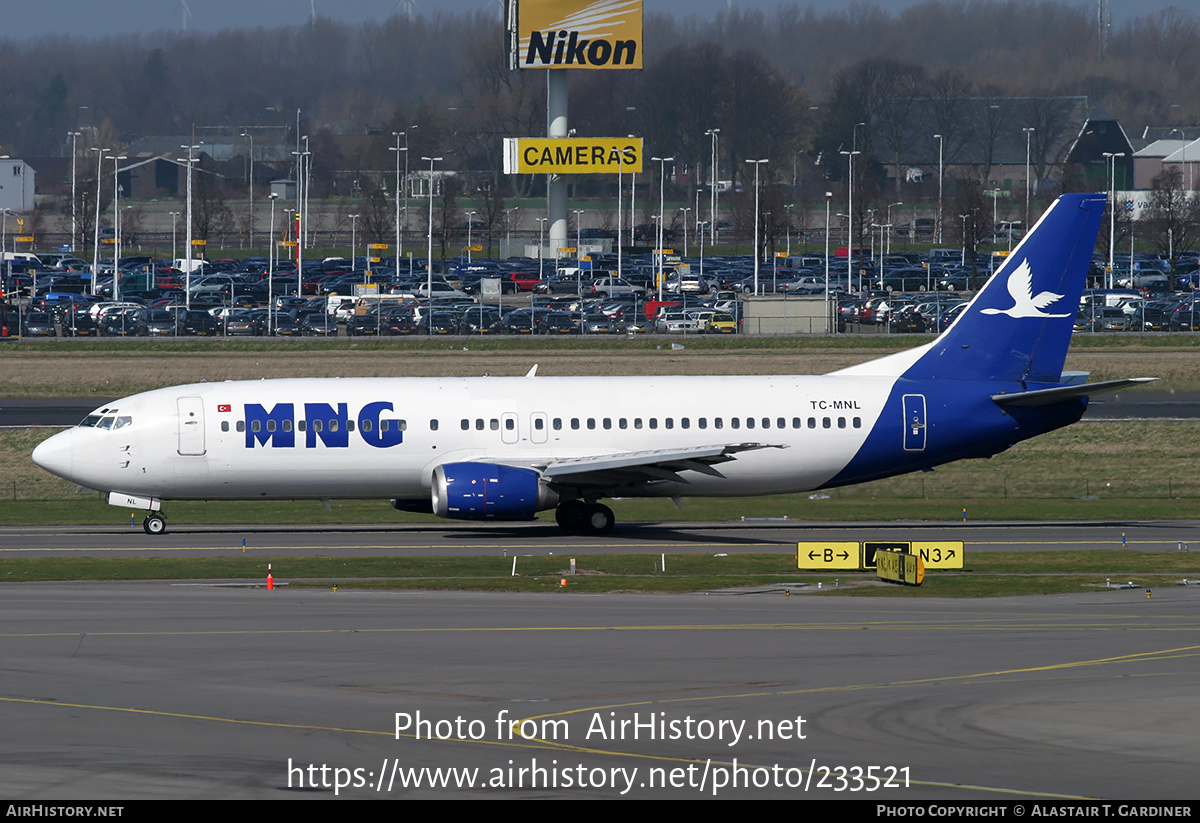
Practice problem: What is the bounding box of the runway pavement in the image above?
[2,581,1197,800]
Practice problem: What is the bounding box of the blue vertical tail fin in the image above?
[900,193,1106,386]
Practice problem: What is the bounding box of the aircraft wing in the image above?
[537,443,784,488]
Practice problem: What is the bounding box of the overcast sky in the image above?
[4,0,1187,40]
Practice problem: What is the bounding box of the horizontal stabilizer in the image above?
[991,378,1157,408]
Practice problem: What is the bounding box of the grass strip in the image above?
[2,551,1196,597]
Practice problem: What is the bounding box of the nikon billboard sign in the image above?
[504,137,643,174]
[506,0,643,70]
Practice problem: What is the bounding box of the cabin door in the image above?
[902,394,926,452]
[177,397,207,455]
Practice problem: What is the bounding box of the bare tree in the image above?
[360,182,392,246]
[426,175,460,269]
[475,178,505,260]
[191,173,233,245]
[1143,168,1200,274]
[952,175,990,288]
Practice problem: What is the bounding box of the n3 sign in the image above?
[864,541,964,570]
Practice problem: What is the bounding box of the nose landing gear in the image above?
[143,513,167,535]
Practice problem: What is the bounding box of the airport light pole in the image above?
[616,160,624,277]
[1,211,9,296]
[111,154,126,302]
[984,190,1000,272]
[959,213,969,266]
[182,144,200,308]
[934,133,944,244]
[349,214,359,270]
[1103,151,1126,289]
[706,128,719,243]
[283,207,296,298]
[887,202,902,255]
[679,206,691,257]
[571,209,583,262]
[302,135,312,248]
[840,148,859,293]
[267,193,279,335]
[390,130,411,263]
[241,131,254,249]
[89,146,108,295]
[878,223,890,282]
[784,203,795,257]
[68,130,81,252]
[746,158,768,295]
[1023,127,1035,226]
[422,156,441,307]
[506,206,519,246]
[824,191,833,333]
[629,168,636,248]
[1001,220,1017,253]
[466,210,477,263]
[536,217,547,280]
[651,156,674,298]
[169,211,180,262]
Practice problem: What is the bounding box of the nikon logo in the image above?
[524,29,638,67]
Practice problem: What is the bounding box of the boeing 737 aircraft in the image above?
[32,193,1150,535]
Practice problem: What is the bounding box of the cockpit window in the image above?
[80,411,131,430]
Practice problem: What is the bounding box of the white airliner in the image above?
[32,193,1150,536]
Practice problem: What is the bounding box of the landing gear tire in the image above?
[555,500,588,534]
[583,503,615,536]
[555,501,615,535]
[143,514,166,535]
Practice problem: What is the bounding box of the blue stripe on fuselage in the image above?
[823,379,1086,489]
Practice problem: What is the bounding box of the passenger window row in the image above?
[472,416,863,432]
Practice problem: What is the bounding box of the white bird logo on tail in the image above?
[980,261,1071,318]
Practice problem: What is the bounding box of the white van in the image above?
[325,295,357,321]
[173,258,209,273]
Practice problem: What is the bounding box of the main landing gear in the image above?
[143,513,167,535]
[554,500,615,536]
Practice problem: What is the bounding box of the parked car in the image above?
[21,311,57,337]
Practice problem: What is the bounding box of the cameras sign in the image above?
[506,0,643,70]
[504,138,643,175]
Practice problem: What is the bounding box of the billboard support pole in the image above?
[547,70,569,258]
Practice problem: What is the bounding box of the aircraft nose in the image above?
[32,429,74,479]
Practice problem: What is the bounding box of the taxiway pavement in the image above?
[2,582,1198,799]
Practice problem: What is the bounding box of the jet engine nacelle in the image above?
[431,462,558,521]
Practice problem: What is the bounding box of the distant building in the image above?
[0,159,37,211]
[118,154,223,199]
[1131,137,1200,190]
[271,180,296,200]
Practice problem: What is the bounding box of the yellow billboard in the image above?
[507,0,643,70]
[504,137,643,174]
